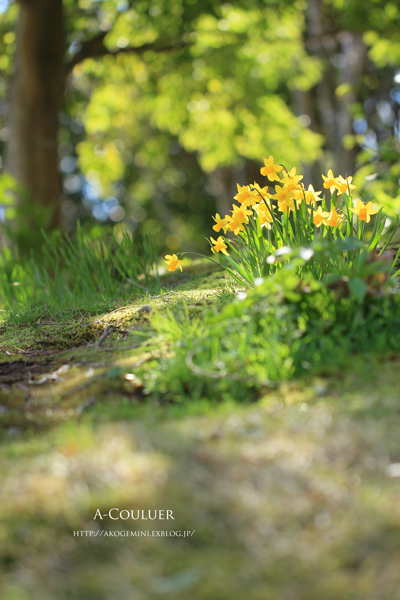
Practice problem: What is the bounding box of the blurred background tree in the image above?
[0,0,399,254]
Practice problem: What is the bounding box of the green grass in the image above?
[0,226,160,324]
[2,235,400,599]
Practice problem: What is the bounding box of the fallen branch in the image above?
[95,324,116,347]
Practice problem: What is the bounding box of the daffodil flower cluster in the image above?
[206,157,370,257]
[164,155,387,286]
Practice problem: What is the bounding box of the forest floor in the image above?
[1,264,400,599]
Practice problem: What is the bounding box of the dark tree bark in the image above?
[7,0,65,231]
[303,0,367,179]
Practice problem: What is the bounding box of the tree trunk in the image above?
[335,33,366,177]
[7,0,65,234]
[304,0,367,180]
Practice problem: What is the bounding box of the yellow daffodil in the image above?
[247,182,270,206]
[229,220,245,235]
[164,254,184,272]
[322,169,339,193]
[252,181,270,197]
[231,204,253,224]
[254,201,273,229]
[278,197,296,213]
[210,236,229,256]
[228,204,253,234]
[310,205,329,227]
[282,167,303,193]
[303,184,322,206]
[271,185,296,213]
[260,155,283,182]
[294,189,305,207]
[334,175,356,195]
[212,213,229,233]
[349,200,379,223]
[326,207,346,228]
[234,184,260,207]
[258,213,273,229]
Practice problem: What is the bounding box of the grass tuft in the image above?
[0,227,160,324]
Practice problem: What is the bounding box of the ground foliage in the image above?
[2,255,400,598]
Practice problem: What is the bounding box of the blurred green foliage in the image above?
[1,0,400,251]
